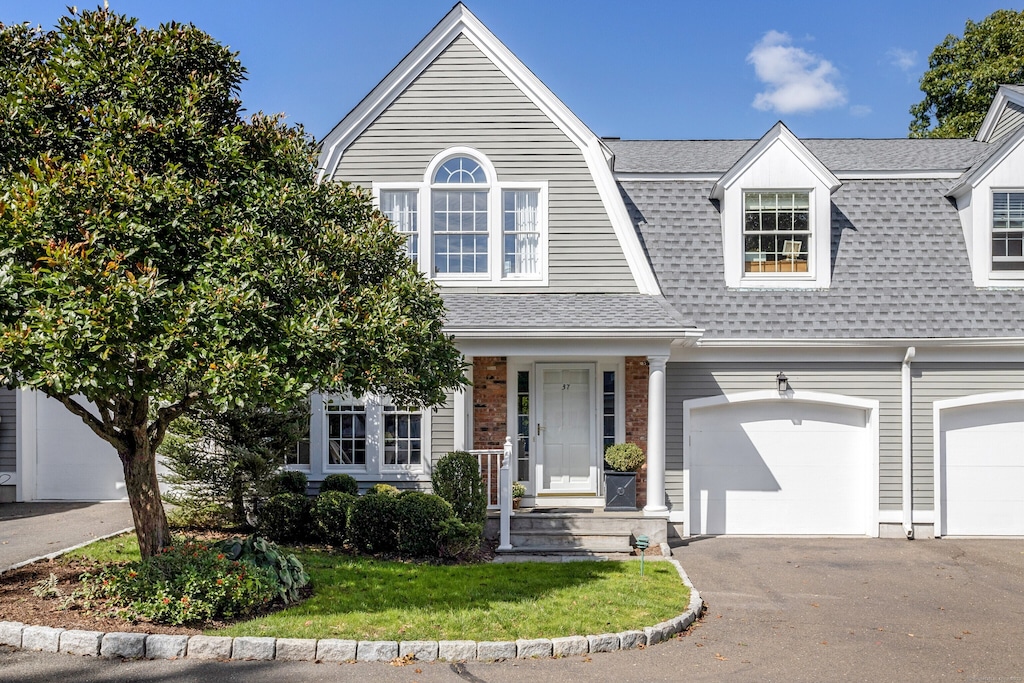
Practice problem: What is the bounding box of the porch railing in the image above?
[470,437,513,552]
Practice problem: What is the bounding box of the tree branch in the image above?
[52,394,127,453]
[148,390,204,451]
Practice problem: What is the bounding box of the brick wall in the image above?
[624,357,649,508]
[472,356,508,449]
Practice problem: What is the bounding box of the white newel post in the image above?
[644,355,669,514]
[498,436,513,551]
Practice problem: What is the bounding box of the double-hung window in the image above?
[321,396,426,475]
[375,148,546,285]
[743,191,811,274]
[992,191,1024,272]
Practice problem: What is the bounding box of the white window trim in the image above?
[739,189,815,283]
[372,147,549,286]
[318,394,431,478]
[987,188,1024,282]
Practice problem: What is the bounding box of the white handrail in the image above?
[497,435,513,551]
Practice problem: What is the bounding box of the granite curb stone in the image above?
[186,635,232,660]
[232,636,276,661]
[0,621,24,648]
[101,632,146,658]
[5,560,704,664]
[357,640,398,662]
[145,634,188,659]
[438,640,477,661]
[22,625,63,652]
[315,638,357,662]
[477,640,517,661]
[274,638,317,661]
[399,640,438,661]
[516,638,553,658]
[58,629,102,656]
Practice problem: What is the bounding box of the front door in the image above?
[537,364,596,493]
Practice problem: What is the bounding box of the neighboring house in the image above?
[7,4,1022,542]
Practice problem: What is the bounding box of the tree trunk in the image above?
[120,440,171,559]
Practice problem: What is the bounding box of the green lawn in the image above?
[70,535,689,641]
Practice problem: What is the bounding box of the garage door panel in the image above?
[688,398,871,536]
[941,399,1024,536]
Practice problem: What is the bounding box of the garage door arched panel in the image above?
[683,390,880,537]
[934,392,1024,537]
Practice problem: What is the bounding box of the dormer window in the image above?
[991,191,1024,272]
[374,147,547,286]
[743,191,810,275]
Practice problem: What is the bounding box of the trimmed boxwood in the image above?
[267,470,308,496]
[256,492,311,543]
[319,473,359,496]
[432,451,487,527]
[311,491,356,547]
[396,491,455,557]
[348,491,401,554]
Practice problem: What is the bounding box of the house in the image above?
[5,4,1022,542]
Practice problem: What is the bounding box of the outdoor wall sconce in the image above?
[776,371,789,393]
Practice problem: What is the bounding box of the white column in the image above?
[644,355,669,515]
[454,357,473,451]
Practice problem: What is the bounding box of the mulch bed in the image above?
[0,557,202,635]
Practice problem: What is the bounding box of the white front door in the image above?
[537,364,596,493]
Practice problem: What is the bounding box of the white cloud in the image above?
[849,104,872,117]
[747,30,846,114]
[887,48,917,73]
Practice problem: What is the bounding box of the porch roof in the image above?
[441,293,699,338]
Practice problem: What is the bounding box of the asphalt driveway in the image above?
[2,537,1023,682]
[0,501,133,572]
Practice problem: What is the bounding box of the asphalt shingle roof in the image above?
[621,178,1024,340]
[441,293,695,331]
[606,138,992,174]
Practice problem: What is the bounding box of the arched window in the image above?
[374,147,546,284]
[432,155,490,275]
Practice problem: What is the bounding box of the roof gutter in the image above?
[445,327,704,340]
[696,336,1024,348]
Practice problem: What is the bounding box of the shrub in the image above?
[267,470,308,496]
[319,473,359,496]
[396,491,455,557]
[348,492,401,554]
[367,482,400,496]
[215,535,309,604]
[82,538,278,625]
[311,491,356,547]
[256,493,311,543]
[432,451,487,526]
[604,442,645,472]
[437,518,483,560]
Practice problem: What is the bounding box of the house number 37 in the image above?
[562,383,571,390]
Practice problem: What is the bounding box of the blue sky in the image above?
[2,1,1022,141]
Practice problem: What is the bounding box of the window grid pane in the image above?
[383,408,421,467]
[380,190,418,262]
[992,192,1024,271]
[743,191,811,274]
[326,404,366,466]
[516,370,530,482]
[433,190,489,274]
[434,156,487,184]
[602,370,616,457]
[503,190,540,275]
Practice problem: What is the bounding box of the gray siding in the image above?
[334,35,637,294]
[992,101,1024,142]
[0,388,15,472]
[431,396,455,466]
[911,363,1024,511]
[666,363,903,513]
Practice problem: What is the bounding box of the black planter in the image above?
[604,471,637,511]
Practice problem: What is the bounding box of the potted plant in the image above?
[511,481,526,509]
[604,443,645,511]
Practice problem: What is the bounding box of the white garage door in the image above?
[939,400,1024,536]
[34,393,127,501]
[687,398,873,536]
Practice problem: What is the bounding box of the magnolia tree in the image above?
[0,10,465,558]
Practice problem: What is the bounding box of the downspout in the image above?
[901,347,916,539]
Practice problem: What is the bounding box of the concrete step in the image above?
[509,529,633,552]
[510,515,641,534]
